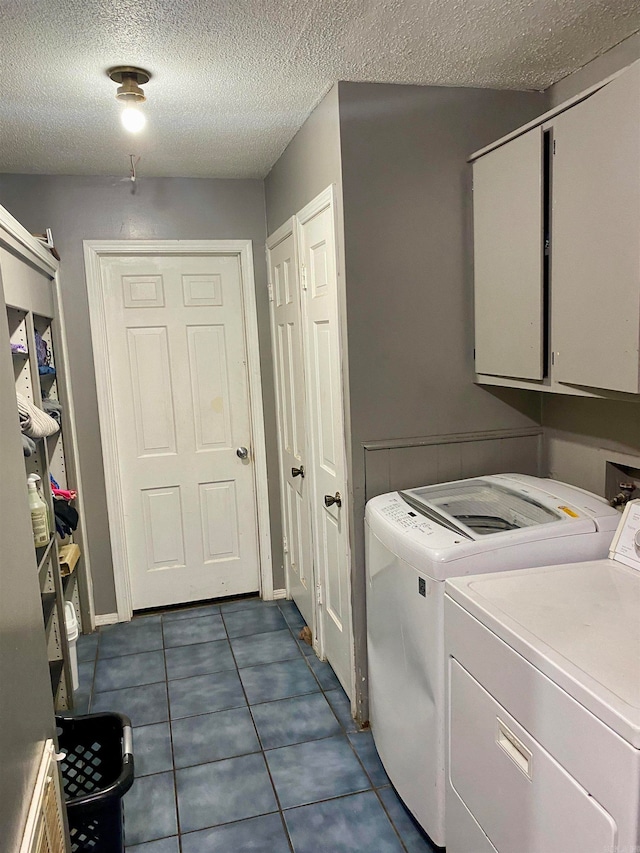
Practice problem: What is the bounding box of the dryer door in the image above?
[449,659,617,853]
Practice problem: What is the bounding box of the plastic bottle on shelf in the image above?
[28,476,49,547]
[28,472,52,532]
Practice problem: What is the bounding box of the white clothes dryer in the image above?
[444,499,640,853]
[365,474,620,847]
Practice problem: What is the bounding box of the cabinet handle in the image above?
[324,492,342,508]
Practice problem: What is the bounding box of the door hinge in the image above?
[553,139,556,155]
[315,582,322,606]
[301,265,308,291]
[282,535,288,554]
[267,280,274,302]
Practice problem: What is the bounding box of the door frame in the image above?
[84,239,273,621]
[266,216,318,641]
[266,216,297,604]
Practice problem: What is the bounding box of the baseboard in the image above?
[94,612,119,626]
[272,589,287,600]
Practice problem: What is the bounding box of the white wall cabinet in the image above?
[473,61,640,398]
[473,127,545,381]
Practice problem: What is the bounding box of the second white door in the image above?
[268,189,354,698]
[99,251,260,611]
[299,193,353,696]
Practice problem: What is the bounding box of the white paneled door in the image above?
[99,252,260,611]
[299,192,353,696]
[267,225,316,631]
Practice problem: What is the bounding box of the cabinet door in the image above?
[552,64,640,393]
[473,127,544,380]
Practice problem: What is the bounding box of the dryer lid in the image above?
[447,560,640,745]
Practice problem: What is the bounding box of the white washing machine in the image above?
[365,474,621,847]
[444,500,640,853]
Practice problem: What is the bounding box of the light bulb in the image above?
[121,106,146,133]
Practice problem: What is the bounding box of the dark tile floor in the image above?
[75,597,437,852]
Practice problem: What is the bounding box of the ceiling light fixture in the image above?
[107,66,151,134]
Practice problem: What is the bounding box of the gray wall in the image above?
[337,81,546,491]
[265,85,342,235]
[541,33,640,495]
[543,398,640,497]
[1,279,54,851]
[265,80,547,718]
[337,81,547,718]
[0,175,283,613]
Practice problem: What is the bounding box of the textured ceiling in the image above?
[0,0,638,178]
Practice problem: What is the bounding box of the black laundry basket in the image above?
[56,712,135,853]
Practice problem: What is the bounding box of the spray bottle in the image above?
[27,474,49,547]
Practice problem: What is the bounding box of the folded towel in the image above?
[16,392,60,438]
[52,486,77,501]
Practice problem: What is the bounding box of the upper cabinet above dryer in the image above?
[552,66,640,394]
[471,61,640,398]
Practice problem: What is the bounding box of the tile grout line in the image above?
[220,600,297,853]
[156,611,183,853]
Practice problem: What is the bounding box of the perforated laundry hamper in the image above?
[56,712,134,852]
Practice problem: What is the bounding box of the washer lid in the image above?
[446,561,640,746]
[403,478,563,538]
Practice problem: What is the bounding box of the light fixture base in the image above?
[108,66,151,102]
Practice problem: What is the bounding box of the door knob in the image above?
[236,447,249,459]
[291,466,305,478]
[324,492,342,508]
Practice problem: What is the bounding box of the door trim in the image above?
[266,216,296,605]
[84,239,273,621]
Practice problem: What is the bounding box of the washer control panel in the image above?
[379,497,435,534]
